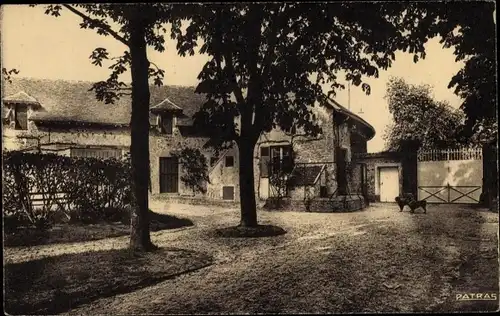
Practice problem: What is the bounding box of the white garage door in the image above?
[379,167,399,202]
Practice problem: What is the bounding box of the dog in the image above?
[395,194,427,214]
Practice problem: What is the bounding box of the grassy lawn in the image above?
[4,247,213,315]
[4,211,194,247]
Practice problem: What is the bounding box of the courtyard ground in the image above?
[4,202,499,314]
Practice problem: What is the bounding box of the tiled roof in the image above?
[354,151,401,159]
[288,165,324,186]
[2,77,206,127]
[3,91,41,107]
[325,98,376,140]
[150,98,183,113]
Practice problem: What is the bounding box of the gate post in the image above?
[482,142,498,211]
[400,140,419,198]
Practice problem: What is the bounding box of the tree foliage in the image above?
[2,68,20,84]
[38,3,193,251]
[418,1,496,143]
[171,147,210,195]
[172,3,445,226]
[383,77,466,151]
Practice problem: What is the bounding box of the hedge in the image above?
[3,151,132,229]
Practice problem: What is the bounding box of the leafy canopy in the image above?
[172,3,438,150]
[418,1,496,143]
[39,4,195,103]
[383,77,465,151]
[171,147,210,194]
[2,68,20,84]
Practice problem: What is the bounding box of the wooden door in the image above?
[160,157,179,193]
[379,167,399,202]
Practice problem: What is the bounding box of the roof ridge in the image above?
[152,97,183,110]
[8,76,198,89]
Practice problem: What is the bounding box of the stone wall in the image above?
[337,122,352,162]
[253,105,339,199]
[347,162,363,194]
[3,122,131,152]
[354,151,403,202]
[206,146,240,201]
[151,194,240,208]
[5,101,368,205]
[263,195,366,213]
[149,131,211,196]
[4,120,219,197]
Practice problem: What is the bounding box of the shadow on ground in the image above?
[4,211,193,248]
[4,247,213,315]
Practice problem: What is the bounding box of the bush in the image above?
[171,147,210,195]
[3,151,132,229]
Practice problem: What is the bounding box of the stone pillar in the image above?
[400,140,419,198]
[482,142,498,211]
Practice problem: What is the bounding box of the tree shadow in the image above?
[4,247,213,315]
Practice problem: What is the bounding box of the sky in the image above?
[1,4,465,153]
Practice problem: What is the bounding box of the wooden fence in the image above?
[417,147,483,162]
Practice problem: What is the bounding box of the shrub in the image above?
[171,147,210,195]
[3,151,132,228]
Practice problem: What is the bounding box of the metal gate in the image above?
[417,147,483,204]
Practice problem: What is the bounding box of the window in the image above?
[222,186,235,200]
[15,104,28,130]
[260,147,270,177]
[71,147,122,159]
[320,186,328,198]
[261,144,293,178]
[225,156,234,167]
[160,114,173,135]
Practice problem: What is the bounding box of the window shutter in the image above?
[260,147,270,178]
[162,114,173,135]
[282,145,293,173]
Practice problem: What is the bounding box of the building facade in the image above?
[3,77,376,204]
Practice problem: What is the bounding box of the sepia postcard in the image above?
[2,2,498,314]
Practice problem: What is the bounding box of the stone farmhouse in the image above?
[3,77,376,210]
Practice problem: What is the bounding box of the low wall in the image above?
[263,195,366,213]
[151,194,240,208]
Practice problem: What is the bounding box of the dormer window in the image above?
[3,91,42,131]
[160,114,173,135]
[150,97,184,135]
[15,104,28,130]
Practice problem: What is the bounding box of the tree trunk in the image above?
[238,139,258,227]
[128,17,156,251]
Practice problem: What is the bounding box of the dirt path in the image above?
[7,202,498,314]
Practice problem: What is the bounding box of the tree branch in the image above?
[62,4,129,46]
[260,4,286,78]
[149,61,161,70]
[223,48,245,105]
